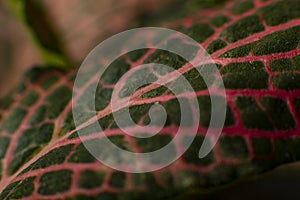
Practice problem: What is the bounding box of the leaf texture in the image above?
[1,0,300,199]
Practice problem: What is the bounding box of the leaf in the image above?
[1,0,300,199]
[3,0,72,67]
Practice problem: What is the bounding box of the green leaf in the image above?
[1,0,300,199]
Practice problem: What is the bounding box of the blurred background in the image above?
[1,0,300,199]
[0,0,176,96]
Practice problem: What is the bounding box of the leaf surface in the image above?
[1,0,300,199]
